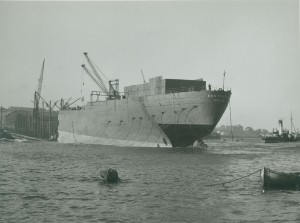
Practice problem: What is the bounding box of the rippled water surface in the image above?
[1,139,300,222]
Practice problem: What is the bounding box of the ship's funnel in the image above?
[278,120,283,135]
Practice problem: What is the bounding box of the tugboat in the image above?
[262,117,300,143]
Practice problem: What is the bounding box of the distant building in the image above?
[244,126,254,132]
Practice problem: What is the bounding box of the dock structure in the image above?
[0,59,61,140]
[1,106,58,140]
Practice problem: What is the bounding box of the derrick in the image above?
[81,52,120,100]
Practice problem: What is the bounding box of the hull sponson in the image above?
[58,90,231,147]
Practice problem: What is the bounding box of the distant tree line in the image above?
[213,125,269,138]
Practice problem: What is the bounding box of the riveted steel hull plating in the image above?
[58,90,231,147]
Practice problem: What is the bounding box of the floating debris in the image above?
[99,168,120,184]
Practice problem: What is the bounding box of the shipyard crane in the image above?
[33,59,45,138]
[141,69,146,83]
[34,59,45,111]
[82,52,120,99]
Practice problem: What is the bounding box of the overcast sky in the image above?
[0,0,299,131]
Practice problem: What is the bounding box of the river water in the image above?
[1,139,300,223]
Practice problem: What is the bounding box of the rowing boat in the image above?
[261,167,300,190]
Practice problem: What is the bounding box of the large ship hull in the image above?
[58,90,231,147]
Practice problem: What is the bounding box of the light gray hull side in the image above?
[58,91,230,147]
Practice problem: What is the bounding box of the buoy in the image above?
[99,168,120,183]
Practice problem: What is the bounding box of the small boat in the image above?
[99,168,120,183]
[261,167,300,190]
[262,117,300,143]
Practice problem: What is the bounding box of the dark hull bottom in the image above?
[263,138,299,143]
[159,124,213,147]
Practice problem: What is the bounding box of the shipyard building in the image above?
[1,106,58,140]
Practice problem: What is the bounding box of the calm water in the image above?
[1,139,300,223]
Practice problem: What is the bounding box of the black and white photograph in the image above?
[0,0,300,222]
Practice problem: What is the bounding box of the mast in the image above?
[291,112,293,133]
[290,112,297,134]
[229,102,233,141]
[223,70,226,90]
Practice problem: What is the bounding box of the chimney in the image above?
[278,120,283,135]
